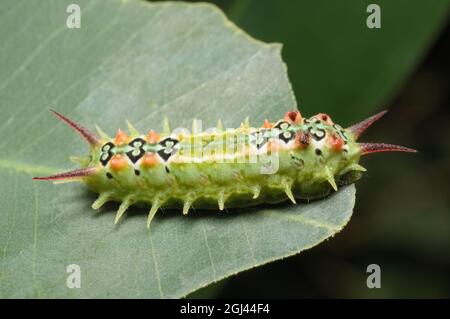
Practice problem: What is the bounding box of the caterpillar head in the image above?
[284,109,416,155]
[282,110,416,190]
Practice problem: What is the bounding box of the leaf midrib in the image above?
[0,159,61,175]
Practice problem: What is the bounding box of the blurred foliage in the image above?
[223,0,449,122]
[185,0,450,298]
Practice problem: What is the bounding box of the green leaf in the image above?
[0,0,355,298]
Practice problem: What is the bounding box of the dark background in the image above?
[175,0,450,298]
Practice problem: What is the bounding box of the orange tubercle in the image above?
[114,129,129,145]
[329,134,344,151]
[146,130,160,143]
[314,113,334,125]
[142,153,159,167]
[284,111,302,124]
[262,119,272,128]
[109,154,128,171]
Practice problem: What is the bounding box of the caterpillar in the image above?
[33,109,416,228]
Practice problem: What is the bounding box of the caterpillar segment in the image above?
[33,109,417,228]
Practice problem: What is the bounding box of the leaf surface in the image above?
[0,0,356,298]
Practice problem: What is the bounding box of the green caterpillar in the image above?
[33,110,416,228]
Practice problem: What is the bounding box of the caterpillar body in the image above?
[34,110,416,228]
